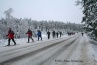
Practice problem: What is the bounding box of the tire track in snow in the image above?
[60,36,83,65]
[34,36,79,65]
[0,35,79,65]
[0,38,68,54]
[49,36,82,65]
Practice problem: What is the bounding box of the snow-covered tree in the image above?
[4,8,13,19]
[0,8,83,39]
[76,0,97,37]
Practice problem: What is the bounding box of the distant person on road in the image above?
[52,30,55,38]
[37,30,42,41]
[81,32,84,36]
[6,28,16,46]
[56,32,59,38]
[47,31,50,39]
[59,31,62,37]
[26,29,34,43]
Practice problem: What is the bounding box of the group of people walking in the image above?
[6,28,84,46]
[47,30,62,39]
[6,28,62,46]
[6,28,42,46]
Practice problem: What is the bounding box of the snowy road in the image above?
[0,34,95,65]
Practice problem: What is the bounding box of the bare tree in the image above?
[4,8,13,19]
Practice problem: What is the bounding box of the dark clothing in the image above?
[26,30,34,43]
[37,30,42,41]
[59,32,62,37]
[47,31,50,39]
[52,31,55,38]
[82,33,84,36]
[37,31,41,37]
[8,38,16,45]
[26,30,32,37]
[38,36,42,41]
[56,32,59,38]
[7,29,16,46]
[28,36,34,43]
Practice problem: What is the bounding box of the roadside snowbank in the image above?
[85,35,97,65]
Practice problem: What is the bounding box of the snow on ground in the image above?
[87,36,97,65]
[81,34,97,65]
[0,34,68,46]
[0,34,68,52]
[49,35,82,65]
[4,34,78,65]
[1,33,97,65]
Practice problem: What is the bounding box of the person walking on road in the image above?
[26,29,34,43]
[6,28,16,46]
[59,31,62,37]
[56,32,59,38]
[47,31,50,39]
[37,30,42,41]
[52,30,55,38]
[81,32,84,36]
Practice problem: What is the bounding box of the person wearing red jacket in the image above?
[6,28,16,46]
[26,29,34,43]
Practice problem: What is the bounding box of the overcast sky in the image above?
[0,0,84,23]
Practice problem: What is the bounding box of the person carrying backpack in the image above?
[37,30,42,41]
[26,29,34,43]
[6,28,16,46]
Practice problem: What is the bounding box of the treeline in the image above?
[0,8,83,39]
[0,18,83,39]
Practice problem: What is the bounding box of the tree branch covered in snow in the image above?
[76,0,97,38]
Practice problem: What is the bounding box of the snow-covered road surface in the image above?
[0,34,96,65]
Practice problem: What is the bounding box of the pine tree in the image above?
[76,0,97,37]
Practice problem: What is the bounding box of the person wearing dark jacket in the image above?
[26,29,34,43]
[37,30,42,41]
[6,28,16,46]
[47,31,50,39]
[52,30,55,38]
[59,31,62,37]
[81,32,84,36]
[56,32,59,38]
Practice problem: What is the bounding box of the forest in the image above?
[0,8,83,39]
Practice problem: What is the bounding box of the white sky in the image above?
[0,0,84,23]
